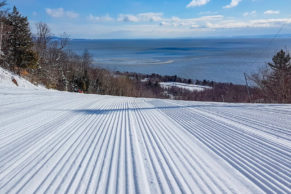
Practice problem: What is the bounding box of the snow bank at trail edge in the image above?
[0,67,44,89]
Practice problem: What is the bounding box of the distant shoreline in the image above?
[61,34,291,41]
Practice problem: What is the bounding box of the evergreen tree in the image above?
[5,6,37,70]
[253,50,291,103]
[266,50,291,102]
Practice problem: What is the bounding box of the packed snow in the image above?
[0,75,290,193]
[159,82,212,92]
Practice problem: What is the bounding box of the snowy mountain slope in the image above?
[0,86,290,194]
[0,67,44,89]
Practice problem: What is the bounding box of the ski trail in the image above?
[0,87,290,194]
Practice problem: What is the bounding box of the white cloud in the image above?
[38,16,291,39]
[46,8,64,18]
[224,0,242,9]
[118,13,163,23]
[187,0,210,8]
[243,10,256,17]
[42,9,291,39]
[160,15,224,28]
[118,14,139,22]
[45,8,79,19]
[89,14,114,22]
[157,15,291,30]
[118,12,224,28]
[205,18,291,29]
[66,11,79,19]
[264,10,280,15]
[138,13,163,22]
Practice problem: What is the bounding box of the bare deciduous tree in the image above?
[35,22,51,60]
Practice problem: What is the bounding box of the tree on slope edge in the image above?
[5,6,38,71]
[252,49,291,103]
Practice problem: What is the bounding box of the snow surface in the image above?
[141,78,149,82]
[159,82,212,92]
[0,67,44,90]
[0,82,291,193]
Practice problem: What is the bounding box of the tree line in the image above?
[0,2,160,98]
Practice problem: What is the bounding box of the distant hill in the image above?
[234,34,291,39]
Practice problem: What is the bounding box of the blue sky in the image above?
[8,0,291,39]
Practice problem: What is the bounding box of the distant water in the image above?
[68,38,291,84]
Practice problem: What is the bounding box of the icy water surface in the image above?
[68,38,291,84]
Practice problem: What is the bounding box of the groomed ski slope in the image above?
[0,87,290,194]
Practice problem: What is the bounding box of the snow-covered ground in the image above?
[159,82,212,92]
[0,67,44,89]
[0,73,290,193]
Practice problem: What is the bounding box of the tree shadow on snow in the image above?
[69,102,288,115]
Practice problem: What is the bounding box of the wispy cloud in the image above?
[46,8,64,18]
[205,18,291,29]
[40,16,291,39]
[118,13,291,30]
[88,14,114,22]
[93,12,290,31]
[224,0,242,9]
[160,15,224,27]
[264,10,280,15]
[138,13,164,22]
[118,13,163,23]
[186,0,210,8]
[46,8,79,19]
[66,11,79,19]
[117,14,139,22]
[243,10,256,17]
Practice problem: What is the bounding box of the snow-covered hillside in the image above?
[160,82,212,92]
[0,67,44,89]
[0,82,290,193]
